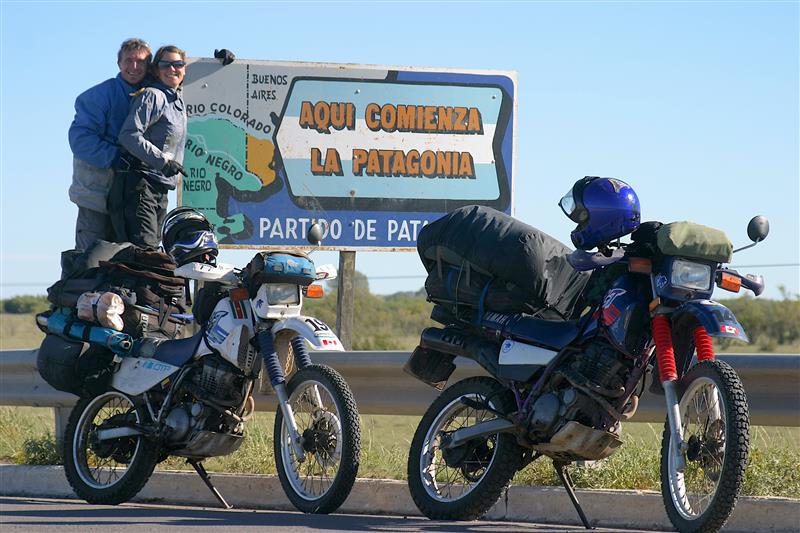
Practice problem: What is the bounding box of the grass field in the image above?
[0,313,45,350]
[1,406,797,498]
[2,307,798,497]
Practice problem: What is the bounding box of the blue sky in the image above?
[1,1,798,300]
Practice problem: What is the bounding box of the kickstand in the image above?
[554,461,593,530]
[188,459,232,509]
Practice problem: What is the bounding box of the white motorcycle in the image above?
[53,227,361,514]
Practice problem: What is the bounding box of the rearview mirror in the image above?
[746,216,769,243]
[307,223,324,246]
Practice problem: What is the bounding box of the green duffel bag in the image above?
[656,221,732,263]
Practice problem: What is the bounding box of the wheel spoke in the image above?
[71,392,144,493]
[417,392,503,502]
[279,372,352,504]
[665,363,746,528]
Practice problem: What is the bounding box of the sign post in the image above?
[336,251,356,350]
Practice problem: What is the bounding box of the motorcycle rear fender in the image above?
[271,316,345,351]
[671,300,749,343]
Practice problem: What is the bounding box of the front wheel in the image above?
[63,391,158,505]
[407,376,523,520]
[660,360,749,533]
[274,364,361,514]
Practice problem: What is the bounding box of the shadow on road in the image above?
[0,496,629,532]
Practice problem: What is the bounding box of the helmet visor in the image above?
[559,181,590,223]
[559,189,588,223]
[559,189,577,218]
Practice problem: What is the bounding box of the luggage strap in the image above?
[476,279,493,325]
[157,297,180,339]
[62,317,91,343]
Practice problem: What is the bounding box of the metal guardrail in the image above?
[1,350,798,426]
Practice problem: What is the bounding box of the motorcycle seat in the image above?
[508,315,585,350]
[153,331,203,367]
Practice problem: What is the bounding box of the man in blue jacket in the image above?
[68,38,151,251]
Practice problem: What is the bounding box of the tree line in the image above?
[2,276,798,351]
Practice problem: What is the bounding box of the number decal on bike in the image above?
[305,317,330,332]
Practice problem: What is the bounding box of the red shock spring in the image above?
[694,326,715,362]
[652,314,678,382]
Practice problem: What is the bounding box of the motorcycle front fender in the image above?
[271,316,345,351]
[671,300,749,343]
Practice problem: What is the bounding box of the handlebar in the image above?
[741,273,766,296]
[717,267,765,296]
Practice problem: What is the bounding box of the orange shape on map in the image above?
[246,135,276,186]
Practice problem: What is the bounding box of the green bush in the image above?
[2,295,50,314]
[303,273,435,351]
[717,292,800,352]
[19,434,62,465]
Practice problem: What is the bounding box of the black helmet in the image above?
[161,207,219,266]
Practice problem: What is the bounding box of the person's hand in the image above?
[162,160,188,177]
[214,49,235,66]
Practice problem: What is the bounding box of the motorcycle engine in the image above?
[164,401,206,443]
[528,340,632,437]
[164,355,249,444]
[192,355,246,406]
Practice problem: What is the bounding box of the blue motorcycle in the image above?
[405,177,768,533]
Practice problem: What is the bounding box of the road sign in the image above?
[182,59,516,250]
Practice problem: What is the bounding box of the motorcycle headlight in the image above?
[265,284,300,305]
[671,259,712,291]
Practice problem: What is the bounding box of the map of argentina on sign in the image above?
[182,59,516,250]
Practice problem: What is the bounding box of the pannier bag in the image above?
[47,240,188,339]
[243,252,316,297]
[656,221,733,263]
[417,206,589,319]
[36,333,116,396]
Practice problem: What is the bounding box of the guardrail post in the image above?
[53,407,72,455]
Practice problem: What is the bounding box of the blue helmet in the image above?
[161,207,219,266]
[559,176,641,250]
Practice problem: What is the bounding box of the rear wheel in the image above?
[407,376,523,520]
[274,364,361,514]
[63,391,158,505]
[660,360,749,533]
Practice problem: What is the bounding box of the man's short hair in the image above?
[117,38,151,64]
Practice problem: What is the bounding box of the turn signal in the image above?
[629,257,652,274]
[718,272,742,293]
[305,284,324,298]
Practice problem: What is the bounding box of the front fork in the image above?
[258,330,319,462]
[651,314,716,472]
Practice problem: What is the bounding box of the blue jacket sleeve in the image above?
[68,83,119,169]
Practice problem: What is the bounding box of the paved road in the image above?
[0,497,671,533]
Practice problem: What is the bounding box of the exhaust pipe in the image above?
[418,326,503,379]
